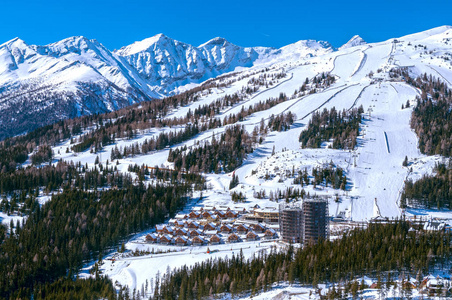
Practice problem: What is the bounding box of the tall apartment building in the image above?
[279,199,329,245]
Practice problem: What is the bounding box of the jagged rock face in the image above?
[0,33,336,139]
[116,35,272,94]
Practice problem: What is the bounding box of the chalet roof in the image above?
[210,234,221,241]
[175,236,188,242]
[236,224,249,229]
[217,206,231,211]
[253,223,265,229]
[228,233,239,239]
[186,220,199,227]
[191,236,205,242]
[156,224,165,230]
[146,233,158,240]
[160,234,173,241]
[265,228,276,234]
[246,231,258,237]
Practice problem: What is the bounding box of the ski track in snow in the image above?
[62,26,452,293]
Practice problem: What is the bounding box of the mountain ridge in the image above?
[0,25,451,140]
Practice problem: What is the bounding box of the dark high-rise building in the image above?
[279,203,303,244]
[302,199,329,245]
[279,199,329,245]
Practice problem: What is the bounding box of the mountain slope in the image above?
[0,37,156,139]
[1,25,452,297]
[0,34,331,139]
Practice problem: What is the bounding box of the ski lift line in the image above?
[182,83,352,151]
[299,83,360,120]
[220,72,294,116]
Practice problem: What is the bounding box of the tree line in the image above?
[154,221,452,299]
[299,106,364,149]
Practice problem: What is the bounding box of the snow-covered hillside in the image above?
[3,25,452,296]
[0,33,335,139]
[45,26,452,294]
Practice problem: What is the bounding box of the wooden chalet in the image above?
[189,229,202,237]
[225,210,239,219]
[228,233,240,243]
[246,231,259,241]
[215,210,227,219]
[201,210,214,219]
[187,221,200,230]
[175,213,188,220]
[264,228,277,239]
[175,236,188,246]
[220,224,233,233]
[155,224,165,234]
[160,234,173,245]
[162,226,174,235]
[145,233,159,243]
[234,207,247,214]
[174,228,188,236]
[174,220,186,227]
[209,234,222,245]
[189,211,201,219]
[235,224,249,234]
[252,223,266,233]
[191,236,205,246]
[203,222,217,231]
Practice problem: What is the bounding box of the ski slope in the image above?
[67,26,452,294]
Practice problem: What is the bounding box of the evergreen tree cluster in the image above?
[293,163,347,190]
[0,144,28,173]
[392,69,452,157]
[299,106,364,149]
[0,177,198,298]
[34,277,116,300]
[30,144,53,165]
[155,221,452,299]
[402,161,452,209]
[168,125,255,173]
[267,111,295,131]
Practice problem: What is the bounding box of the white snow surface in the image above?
[35,25,452,296]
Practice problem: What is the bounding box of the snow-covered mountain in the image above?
[1,26,452,140]
[339,35,366,49]
[0,34,332,139]
[0,36,159,139]
[115,34,277,94]
[3,25,452,296]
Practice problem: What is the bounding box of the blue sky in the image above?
[1,0,451,49]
